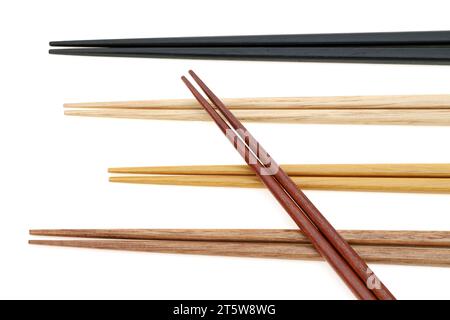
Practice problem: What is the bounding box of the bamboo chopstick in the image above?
[28,239,450,268]
[108,164,450,193]
[29,229,450,247]
[63,95,450,110]
[109,175,450,194]
[183,71,387,299]
[64,109,450,126]
[108,163,450,178]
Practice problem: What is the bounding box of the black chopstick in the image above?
[49,46,450,65]
[49,31,450,47]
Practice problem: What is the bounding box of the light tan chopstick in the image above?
[108,163,450,178]
[108,175,450,194]
[64,108,450,126]
[29,229,450,247]
[64,94,450,110]
[28,239,450,267]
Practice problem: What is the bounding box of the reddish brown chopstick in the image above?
[182,73,381,300]
[189,71,395,300]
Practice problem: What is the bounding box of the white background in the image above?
[1,0,450,300]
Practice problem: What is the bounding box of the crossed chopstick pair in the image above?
[184,71,395,299]
[32,71,394,300]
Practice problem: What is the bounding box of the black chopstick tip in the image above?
[49,40,67,46]
[49,40,79,47]
[49,49,82,56]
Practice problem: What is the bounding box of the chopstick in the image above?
[183,71,389,299]
[49,31,450,47]
[108,163,450,178]
[49,46,450,65]
[108,175,450,194]
[64,108,450,126]
[63,94,450,110]
[29,229,450,247]
[28,239,450,268]
[109,162,450,193]
[29,229,450,267]
[64,95,450,126]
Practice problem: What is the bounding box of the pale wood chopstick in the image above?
[29,229,450,247]
[63,95,450,110]
[108,175,450,194]
[108,163,450,178]
[28,239,450,267]
[64,109,450,126]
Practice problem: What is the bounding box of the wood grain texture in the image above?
[64,108,450,126]
[29,229,450,247]
[63,95,450,110]
[109,175,450,194]
[108,163,450,178]
[28,239,450,267]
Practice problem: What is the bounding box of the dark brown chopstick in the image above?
[28,239,450,268]
[185,70,395,300]
[29,229,450,247]
[182,73,381,300]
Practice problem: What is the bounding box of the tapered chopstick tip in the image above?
[29,229,36,236]
[29,229,53,236]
